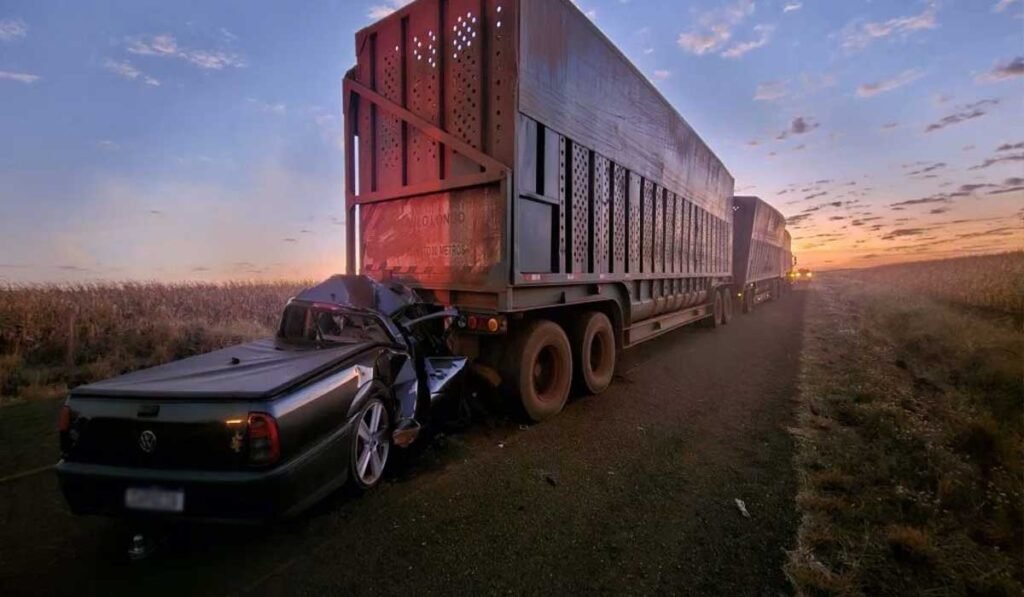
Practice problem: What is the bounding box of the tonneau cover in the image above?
[70,338,373,400]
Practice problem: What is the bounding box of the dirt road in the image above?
[0,291,806,596]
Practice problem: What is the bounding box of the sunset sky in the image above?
[0,0,1021,283]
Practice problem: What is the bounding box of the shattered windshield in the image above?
[278,304,391,346]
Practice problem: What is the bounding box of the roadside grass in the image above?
[787,275,1022,596]
[0,281,309,405]
[0,396,63,478]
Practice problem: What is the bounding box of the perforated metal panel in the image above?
[701,210,709,274]
[628,172,641,274]
[406,13,441,185]
[653,186,664,274]
[716,217,724,272]
[642,180,654,273]
[569,142,590,273]
[667,192,675,274]
[446,0,483,177]
[376,26,404,191]
[612,164,626,273]
[721,217,727,272]
[486,0,516,165]
[696,209,704,273]
[671,193,679,272]
[592,153,610,274]
[686,201,695,273]
[708,215,715,274]
[558,135,567,272]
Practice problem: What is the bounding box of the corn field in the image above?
[846,251,1024,317]
[0,281,310,400]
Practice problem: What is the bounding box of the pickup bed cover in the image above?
[70,339,370,400]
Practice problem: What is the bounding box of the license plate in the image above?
[124,487,185,513]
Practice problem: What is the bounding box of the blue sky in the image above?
[0,0,1021,282]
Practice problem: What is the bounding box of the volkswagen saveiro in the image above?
[56,275,465,522]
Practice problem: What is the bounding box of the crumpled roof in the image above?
[294,275,420,316]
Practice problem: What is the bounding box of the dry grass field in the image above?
[788,252,1023,596]
[0,281,309,405]
[846,251,1024,318]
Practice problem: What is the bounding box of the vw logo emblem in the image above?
[139,430,157,454]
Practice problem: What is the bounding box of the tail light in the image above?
[58,404,75,457]
[57,405,72,433]
[460,313,507,334]
[246,413,281,465]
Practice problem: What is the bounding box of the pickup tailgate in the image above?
[62,398,254,471]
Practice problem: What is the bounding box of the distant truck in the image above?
[732,196,795,312]
[343,0,794,421]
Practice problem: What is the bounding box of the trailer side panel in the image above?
[518,0,733,221]
[732,195,790,288]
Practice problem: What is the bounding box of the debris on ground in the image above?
[735,499,751,519]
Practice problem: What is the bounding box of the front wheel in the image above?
[505,320,573,422]
[349,397,391,491]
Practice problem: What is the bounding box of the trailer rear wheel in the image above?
[572,311,616,395]
[506,320,573,422]
[721,289,733,324]
[710,291,725,327]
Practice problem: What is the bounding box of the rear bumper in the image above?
[57,420,355,523]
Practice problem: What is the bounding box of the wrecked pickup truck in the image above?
[57,275,465,522]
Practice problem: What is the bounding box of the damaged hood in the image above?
[71,338,378,400]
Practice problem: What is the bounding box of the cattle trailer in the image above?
[343,0,791,420]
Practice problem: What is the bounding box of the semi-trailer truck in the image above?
[342,0,794,422]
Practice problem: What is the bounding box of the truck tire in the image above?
[571,311,616,395]
[506,320,573,422]
[709,290,725,328]
[742,287,754,314]
[721,288,733,324]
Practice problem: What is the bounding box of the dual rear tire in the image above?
[709,288,734,327]
[741,278,786,315]
[504,312,616,422]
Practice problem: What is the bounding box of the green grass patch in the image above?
[787,276,1023,596]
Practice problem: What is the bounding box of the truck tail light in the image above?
[247,413,280,465]
[460,313,507,334]
[57,405,72,433]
